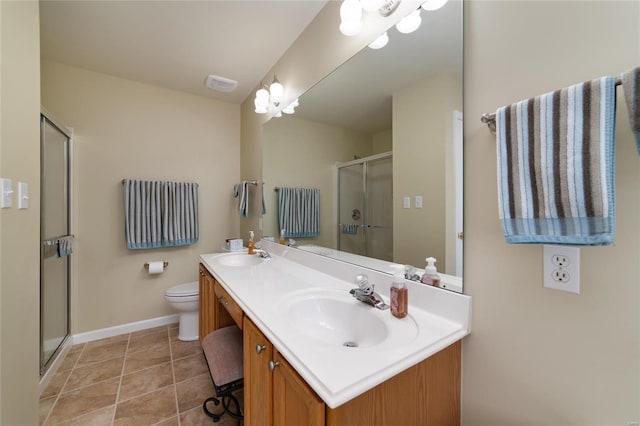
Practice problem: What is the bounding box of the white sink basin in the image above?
[282,289,418,349]
[215,253,263,267]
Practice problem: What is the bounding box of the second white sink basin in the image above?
[282,289,419,349]
[215,253,264,267]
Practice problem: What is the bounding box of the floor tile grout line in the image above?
[41,342,87,426]
[110,331,131,426]
[169,327,182,426]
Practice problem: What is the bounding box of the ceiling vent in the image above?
[204,74,238,93]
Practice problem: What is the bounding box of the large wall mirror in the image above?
[262,0,463,292]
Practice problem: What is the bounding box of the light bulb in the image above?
[360,0,384,12]
[396,9,421,34]
[269,78,284,105]
[340,0,362,21]
[340,20,363,36]
[368,32,389,49]
[255,87,269,108]
[421,0,448,11]
[282,98,299,114]
[339,0,362,36]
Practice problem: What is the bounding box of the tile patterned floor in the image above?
[39,324,242,425]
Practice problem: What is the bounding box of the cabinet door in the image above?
[198,264,216,341]
[244,317,273,426]
[272,351,325,426]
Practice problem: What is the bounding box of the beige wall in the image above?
[0,1,41,424]
[41,61,240,333]
[463,1,639,424]
[393,72,462,271]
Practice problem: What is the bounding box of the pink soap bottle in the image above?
[390,265,408,318]
[421,257,441,287]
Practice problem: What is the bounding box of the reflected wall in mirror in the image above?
[263,0,463,292]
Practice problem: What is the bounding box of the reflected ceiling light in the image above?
[254,76,286,115]
[339,0,363,36]
[421,0,448,11]
[368,32,389,49]
[395,9,422,34]
[282,98,299,115]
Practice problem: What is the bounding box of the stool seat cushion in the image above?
[202,325,243,386]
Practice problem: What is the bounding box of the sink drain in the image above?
[343,341,358,348]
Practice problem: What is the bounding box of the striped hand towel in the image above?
[124,180,199,249]
[621,66,640,154]
[277,187,320,238]
[496,76,616,246]
[341,224,359,235]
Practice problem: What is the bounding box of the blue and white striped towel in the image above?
[124,179,199,249]
[496,76,616,246]
[277,187,320,238]
[56,236,73,258]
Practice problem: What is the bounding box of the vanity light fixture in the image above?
[254,76,286,114]
[282,98,299,114]
[339,0,364,36]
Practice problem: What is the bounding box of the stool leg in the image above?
[203,397,223,422]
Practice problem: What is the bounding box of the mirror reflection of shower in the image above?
[337,152,392,261]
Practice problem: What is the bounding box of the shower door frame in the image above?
[336,151,393,260]
[40,110,73,375]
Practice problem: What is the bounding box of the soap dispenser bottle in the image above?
[248,231,256,255]
[390,264,408,318]
[421,257,441,287]
[279,229,286,245]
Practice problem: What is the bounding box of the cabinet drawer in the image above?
[214,281,243,329]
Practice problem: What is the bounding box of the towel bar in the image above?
[481,76,622,133]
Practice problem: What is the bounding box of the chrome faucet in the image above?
[254,248,272,259]
[349,274,389,310]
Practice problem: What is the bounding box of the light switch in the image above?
[1,178,13,208]
[403,197,410,209]
[415,195,423,209]
[18,182,28,209]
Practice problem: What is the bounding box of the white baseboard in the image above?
[71,314,180,345]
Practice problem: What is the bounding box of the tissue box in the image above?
[226,238,243,252]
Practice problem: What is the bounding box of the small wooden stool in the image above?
[201,325,244,424]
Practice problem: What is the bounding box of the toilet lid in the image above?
[165,281,199,297]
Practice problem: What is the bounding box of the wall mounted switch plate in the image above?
[403,197,410,209]
[18,182,28,209]
[1,178,13,208]
[543,245,580,294]
[415,195,423,209]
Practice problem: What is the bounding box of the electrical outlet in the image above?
[543,245,580,294]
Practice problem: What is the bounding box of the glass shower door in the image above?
[40,115,71,374]
[338,153,393,262]
[364,156,392,261]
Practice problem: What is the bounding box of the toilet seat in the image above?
[165,281,199,297]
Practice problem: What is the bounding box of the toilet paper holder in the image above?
[144,261,169,270]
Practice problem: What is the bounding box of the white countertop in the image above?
[199,240,471,409]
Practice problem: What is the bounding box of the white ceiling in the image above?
[40,0,329,104]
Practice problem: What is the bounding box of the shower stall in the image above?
[337,152,392,261]
[40,112,72,375]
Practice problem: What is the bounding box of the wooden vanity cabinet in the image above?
[198,263,239,342]
[244,317,324,426]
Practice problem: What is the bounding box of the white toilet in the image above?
[164,281,199,341]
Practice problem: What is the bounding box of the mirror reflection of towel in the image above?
[341,224,358,235]
[56,236,73,258]
[277,187,320,238]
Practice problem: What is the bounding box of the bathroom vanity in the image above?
[198,241,471,425]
